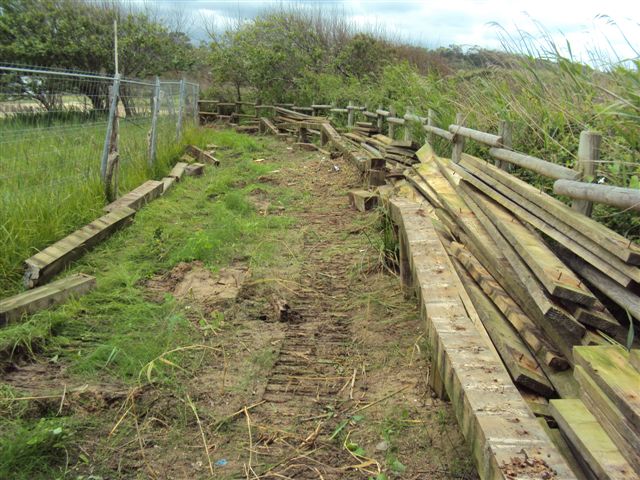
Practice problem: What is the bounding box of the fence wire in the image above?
[0,64,199,288]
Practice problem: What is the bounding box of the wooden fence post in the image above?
[388,106,396,138]
[572,131,601,217]
[148,76,160,168]
[427,109,435,146]
[451,112,465,163]
[347,100,355,127]
[496,120,512,171]
[101,74,121,202]
[376,104,384,132]
[404,107,413,142]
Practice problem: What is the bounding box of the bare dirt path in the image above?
[0,133,476,480]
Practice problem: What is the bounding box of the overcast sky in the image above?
[143,0,640,65]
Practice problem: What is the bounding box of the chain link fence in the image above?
[0,64,199,290]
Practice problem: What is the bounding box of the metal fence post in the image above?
[176,78,186,140]
[148,76,161,169]
[101,73,121,181]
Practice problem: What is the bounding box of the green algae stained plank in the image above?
[23,207,136,288]
[104,180,164,213]
[388,197,576,480]
[573,346,640,436]
[574,365,640,473]
[0,273,96,325]
[550,399,639,480]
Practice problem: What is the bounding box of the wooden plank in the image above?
[260,117,280,136]
[168,162,188,181]
[24,208,136,288]
[561,300,627,344]
[452,258,555,396]
[574,365,640,473]
[555,179,640,213]
[574,346,640,436]
[415,161,584,367]
[458,181,587,356]
[0,274,96,325]
[449,124,502,147]
[450,242,568,371]
[423,124,455,142]
[537,418,596,480]
[489,148,580,180]
[104,180,164,213]
[550,399,639,480]
[460,154,640,265]
[449,160,637,287]
[472,191,595,307]
[185,145,220,166]
[631,350,640,372]
[388,198,576,480]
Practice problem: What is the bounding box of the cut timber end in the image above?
[387,197,577,480]
[104,180,163,213]
[366,169,386,187]
[185,163,205,177]
[550,399,639,480]
[161,176,176,194]
[0,273,96,325]
[23,207,135,289]
[348,190,378,212]
[168,162,188,180]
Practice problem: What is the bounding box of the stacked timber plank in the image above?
[393,142,640,478]
[353,121,378,136]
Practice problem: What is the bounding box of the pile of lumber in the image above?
[353,121,378,136]
[343,132,419,169]
[392,142,640,477]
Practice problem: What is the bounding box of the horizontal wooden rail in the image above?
[198,100,218,104]
[554,179,640,212]
[448,124,502,147]
[404,113,426,123]
[311,104,332,109]
[490,148,580,180]
[387,116,405,125]
[362,110,377,119]
[346,105,365,111]
[255,104,274,110]
[292,106,313,112]
[376,109,390,117]
[423,124,454,141]
[330,108,348,113]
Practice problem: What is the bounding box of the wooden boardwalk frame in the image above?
[388,197,576,480]
[104,180,164,213]
[24,207,136,288]
[1,273,96,325]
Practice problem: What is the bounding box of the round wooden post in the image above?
[376,104,384,132]
[496,120,513,171]
[572,130,601,217]
[388,106,396,139]
[451,112,465,164]
[347,100,355,127]
[427,109,435,146]
[404,107,413,142]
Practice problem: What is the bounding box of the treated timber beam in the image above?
[423,124,455,142]
[489,148,580,180]
[104,180,164,213]
[449,161,637,287]
[454,157,640,286]
[554,180,640,213]
[388,197,576,480]
[168,162,188,180]
[0,273,96,325]
[574,365,640,473]
[574,346,640,437]
[470,190,596,307]
[451,257,555,396]
[550,399,639,480]
[24,207,136,288]
[459,154,640,265]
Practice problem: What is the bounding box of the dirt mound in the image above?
[145,261,250,309]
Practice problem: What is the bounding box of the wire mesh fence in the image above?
[0,64,199,291]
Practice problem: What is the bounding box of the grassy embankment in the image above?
[0,115,196,296]
[0,129,301,478]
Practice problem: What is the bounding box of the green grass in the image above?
[0,116,199,296]
[0,129,299,479]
